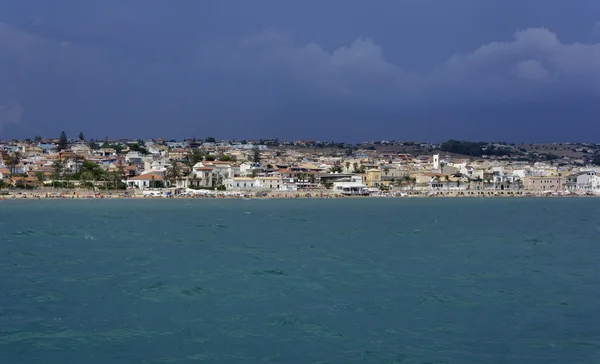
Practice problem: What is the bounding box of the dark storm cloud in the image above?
[0,0,599,142]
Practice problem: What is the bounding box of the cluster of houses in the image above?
[1,138,599,196]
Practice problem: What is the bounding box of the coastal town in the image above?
[1,132,600,198]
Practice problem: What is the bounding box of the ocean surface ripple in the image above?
[1,198,599,364]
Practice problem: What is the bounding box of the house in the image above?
[566,171,600,194]
[70,144,92,156]
[190,166,215,188]
[17,143,43,156]
[167,148,188,160]
[379,165,410,180]
[125,151,144,164]
[126,173,168,189]
[186,162,236,188]
[224,177,258,190]
[38,143,57,153]
[332,176,369,195]
[428,174,465,191]
[415,173,446,185]
[11,175,42,188]
[271,168,294,179]
[201,162,236,180]
[364,168,382,188]
[460,165,482,179]
[0,167,10,180]
[238,162,257,177]
[147,145,163,156]
[279,178,298,191]
[96,148,117,157]
[523,176,564,191]
[98,156,120,167]
[294,172,319,189]
[144,157,170,174]
[255,176,283,190]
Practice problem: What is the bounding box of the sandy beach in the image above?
[0,189,593,200]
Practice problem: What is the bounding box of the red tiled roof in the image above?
[128,173,164,181]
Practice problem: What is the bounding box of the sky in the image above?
[1,0,600,143]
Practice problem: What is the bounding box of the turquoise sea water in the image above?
[1,198,599,363]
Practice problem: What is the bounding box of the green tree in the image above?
[129,143,148,155]
[52,159,64,188]
[7,152,21,173]
[188,149,204,165]
[220,155,235,162]
[79,131,85,141]
[330,165,343,173]
[80,171,94,189]
[167,160,181,186]
[34,136,42,142]
[88,141,100,150]
[109,171,123,189]
[63,171,74,189]
[73,155,85,174]
[58,131,69,151]
[205,137,216,143]
[205,154,216,161]
[116,162,126,179]
[252,146,261,164]
[35,171,45,184]
[78,160,105,181]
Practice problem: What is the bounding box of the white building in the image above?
[125,173,169,189]
[566,171,600,194]
[432,154,440,170]
[224,176,285,191]
[332,176,369,195]
[125,151,144,164]
[224,177,259,191]
[255,177,283,190]
[238,162,253,176]
[144,157,170,174]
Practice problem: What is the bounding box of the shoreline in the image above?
[1,189,597,200]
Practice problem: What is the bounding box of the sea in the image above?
[1,198,599,364]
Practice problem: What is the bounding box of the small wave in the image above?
[12,230,35,236]
[253,269,287,276]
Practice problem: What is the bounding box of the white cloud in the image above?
[235,29,417,99]
[513,60,551,82]
[2,21,600,120]
[232,27,600,102]
[438,28,600,80]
